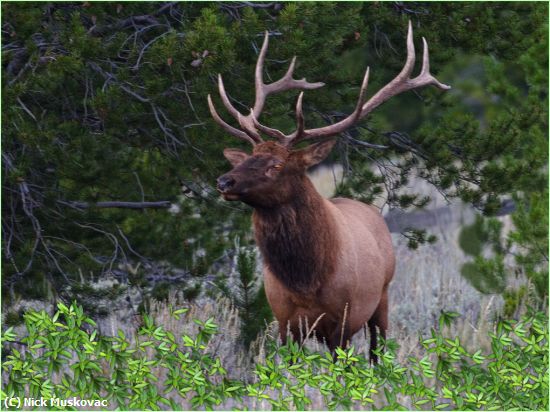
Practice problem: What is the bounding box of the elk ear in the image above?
[223,148,249,167]
[293,139,337,168]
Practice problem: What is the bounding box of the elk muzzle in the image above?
[217,174,241,201]
[217,174,235,191]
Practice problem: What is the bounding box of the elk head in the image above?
[210,22,450,207]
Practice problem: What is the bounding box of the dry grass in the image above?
[388,226,501,356]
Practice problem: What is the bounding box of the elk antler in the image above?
[209,22,451,148]
[207,31,324,146]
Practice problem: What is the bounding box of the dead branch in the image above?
[57,200,172,210]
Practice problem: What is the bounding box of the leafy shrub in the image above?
[2,303,548,410]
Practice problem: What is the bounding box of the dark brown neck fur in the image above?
[252,177,339,294]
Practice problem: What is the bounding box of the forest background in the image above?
[1,0,548,375]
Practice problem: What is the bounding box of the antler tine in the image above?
[262,56,325,99]
[252,31,271,116]
[294,92,305,139]
[397,20,416,81]
[416,37,452,90]
[217,74,241,121]
[352,67,370,122]
[283,92,306,145]
[420,37,430,76]
[207,95,258,146]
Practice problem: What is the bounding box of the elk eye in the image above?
[266,163,283,176]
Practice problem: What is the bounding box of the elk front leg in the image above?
[368,287,389,364]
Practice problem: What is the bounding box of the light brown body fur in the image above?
[260,186,395,353]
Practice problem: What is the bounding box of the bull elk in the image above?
[208,22,450,361]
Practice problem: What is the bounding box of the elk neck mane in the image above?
[252,177,339,294]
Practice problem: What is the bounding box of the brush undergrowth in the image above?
[1,302,548,410]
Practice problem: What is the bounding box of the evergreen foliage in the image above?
[457,186,547,315]
[462,190,549,316]
[215,248,273,346]
[233,249,273,346]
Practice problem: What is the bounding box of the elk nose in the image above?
[217,175,235,192]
